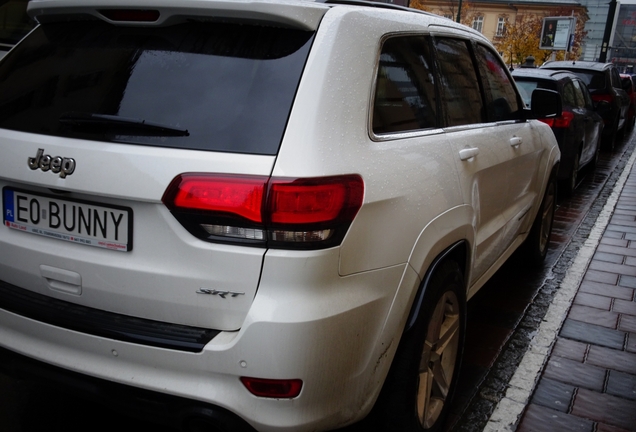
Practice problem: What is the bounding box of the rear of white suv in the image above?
[0,1,561,431]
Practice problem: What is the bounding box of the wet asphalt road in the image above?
[1,130,634,432]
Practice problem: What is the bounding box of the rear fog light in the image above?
[240,377,303,399]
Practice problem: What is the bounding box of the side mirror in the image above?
[527,88,561,120]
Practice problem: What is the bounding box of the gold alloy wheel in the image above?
[416,290,460,428]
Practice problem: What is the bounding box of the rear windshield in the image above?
[514,79,557,107]
[565,70,606,91]
[0,20,314,155]
[0,0,35,46]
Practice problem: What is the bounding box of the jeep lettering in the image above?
[28,148,76,178]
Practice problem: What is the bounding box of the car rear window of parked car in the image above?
[0,20,314,155]
[569,71,606,91]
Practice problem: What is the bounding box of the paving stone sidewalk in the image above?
[516,165,636,432]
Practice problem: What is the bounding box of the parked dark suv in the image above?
[541,61,629,149]
[620,73,636,131]
[513,68,603,196]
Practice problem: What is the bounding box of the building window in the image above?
[496,17,506,36]
[472,16,484,33]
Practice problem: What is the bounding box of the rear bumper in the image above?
[0,346,254,431]
[0,258,411,432]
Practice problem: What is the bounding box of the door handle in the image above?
[40,265,82,295]
[459,148,479,160]
[510,136,522,146]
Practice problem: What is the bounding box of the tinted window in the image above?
[574,80,593,108]
[0,0,35,46]
[570,80,586,108]
[611,68,621,88]
[474,44,519,121]
[562,82,578,106]
[0,21,314,155]
[514,79,556,107]
[373,36,437,134]
[567,70,606,91]
[435,38,483,126]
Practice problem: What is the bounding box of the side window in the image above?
[570,80,586,108]
[474,44,519,122]
[575,80,594,109]
[434,38,483,127]
[577,81,594,109]
[372,36,437,134]
[562,82,578,107]
[611,68,621,88]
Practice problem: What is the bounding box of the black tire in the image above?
[603,117,619,151]
[524,173,556,264]
[590,135,601,171]
[369,261,466,432]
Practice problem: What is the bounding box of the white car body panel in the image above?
[0,130,275,329]
[0,2,561,431]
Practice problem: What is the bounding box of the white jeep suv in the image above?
[0,1,560,431]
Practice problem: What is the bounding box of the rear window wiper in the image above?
[59,112,189,137]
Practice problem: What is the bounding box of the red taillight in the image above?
[554,111,574,128]
[166,174,266,223]
[539,111,574,129]
[240,377,303,399]
[268,177,363,224]
[162,174,364,249]
[99,9,160,22]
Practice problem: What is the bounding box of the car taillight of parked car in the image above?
[540,111,574,128]
[162,173,364,249]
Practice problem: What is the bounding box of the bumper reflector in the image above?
[240,377,303,398]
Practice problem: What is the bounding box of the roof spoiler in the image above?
[27,0,328,30]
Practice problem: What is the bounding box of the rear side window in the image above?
[434,38,483,127]
[611,68,622,88]
[373,37,437,134]
[574,80,594,108]
[562,81,578,107]
[570,80,587,108]
[473,44,519,122]
[0,21,314,155]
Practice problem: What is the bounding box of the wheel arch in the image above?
[405,239,468,332]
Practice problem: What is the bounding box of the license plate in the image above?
[3,187,133,251]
